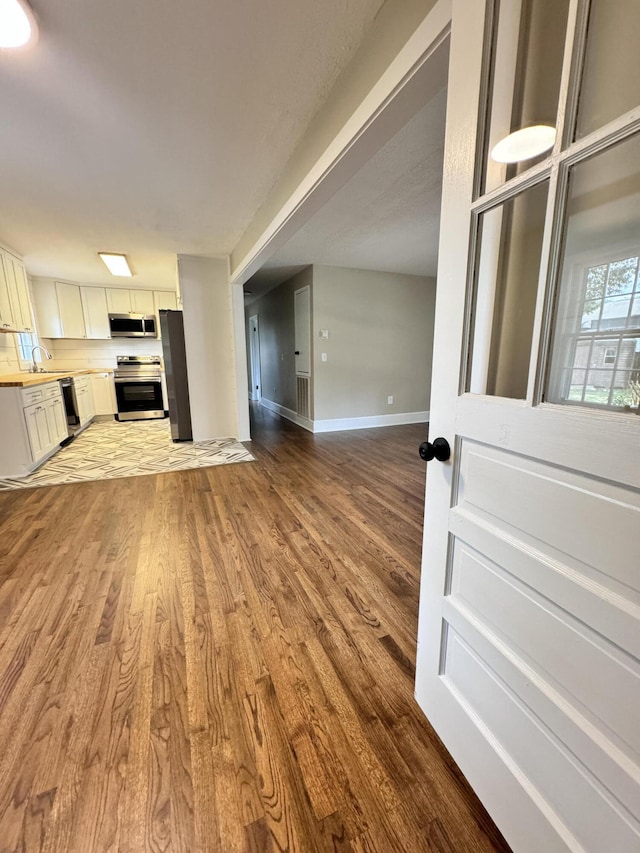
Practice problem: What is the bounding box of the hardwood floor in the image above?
[0,405,511,852]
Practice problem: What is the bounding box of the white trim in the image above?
[260,397,429,434]
[313,411,429,433]
[259,397,313,432]
[229,0,452,285]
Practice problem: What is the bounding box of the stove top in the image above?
[116,355,162,366]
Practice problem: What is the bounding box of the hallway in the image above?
[0,407,510,852]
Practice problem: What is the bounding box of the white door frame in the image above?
[228,0,451,442]
[249,313,261,401]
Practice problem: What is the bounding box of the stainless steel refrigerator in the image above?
[159,310,193,441]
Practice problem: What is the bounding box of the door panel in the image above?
[415,1,640,850]
[441,627,639,853]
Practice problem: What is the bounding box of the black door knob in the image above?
[419,437,451,462]
[295,351,300,355]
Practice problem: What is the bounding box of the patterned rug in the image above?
[0,419,254,490]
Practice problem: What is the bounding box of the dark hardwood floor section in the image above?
[0,405,511,852]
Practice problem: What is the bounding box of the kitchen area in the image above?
[0,239,233,488]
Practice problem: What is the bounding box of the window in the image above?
[15,328,41,372]
[550,253,640,410]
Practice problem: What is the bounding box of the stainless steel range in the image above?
[114,355,165,421]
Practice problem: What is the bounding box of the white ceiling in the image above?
[246,83,447,299]
[0,0,386,288]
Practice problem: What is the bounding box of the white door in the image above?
[56,282,86,338]
[81,286,110,339]
[106,288,132,314]
[249,314,261,401]
[416,2,640,852]
[294,285,311,376]
[4,253,33,332]
[130,289,154,314]
[0,253,15,331]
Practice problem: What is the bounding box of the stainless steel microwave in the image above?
[108,313,157,338]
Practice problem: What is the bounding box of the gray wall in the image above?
[312,265,436,421]
[246,267,312,413]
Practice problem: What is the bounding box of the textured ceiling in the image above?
[246,84,447,300]
[0,0,385,288]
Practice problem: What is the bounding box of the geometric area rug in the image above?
[0,418,255,490]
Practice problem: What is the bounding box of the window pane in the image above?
[469,180,549,399]
[546,133,640,413]
[576,0,640,139]
[483,0,569,193]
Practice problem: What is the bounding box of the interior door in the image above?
[415,2,640,852]
[294,285,311,376]
[249,313,261,400]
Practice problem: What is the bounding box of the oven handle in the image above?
[114,376,162,383]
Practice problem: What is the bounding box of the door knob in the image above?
[419,437,451,462]
[295,351,300,355]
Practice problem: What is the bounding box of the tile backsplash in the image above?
[0,333,163,374]
[45,337,163,370]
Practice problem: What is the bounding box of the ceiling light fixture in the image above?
[0,0,38,49]
[99,253,133,277]
[491,125,556,164]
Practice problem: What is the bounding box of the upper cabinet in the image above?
[80,287,110,339]
[154,290,177,312]
[0,249,35,333]
[33,281,87,339]
[106,287,155,314]
[106,288,132,314]
[34,279,177,339]
[131,289,154,314]
[56,282,86,338]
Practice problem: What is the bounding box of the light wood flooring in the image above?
[0,405,511,852]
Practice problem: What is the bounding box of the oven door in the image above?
[115,378,165,420]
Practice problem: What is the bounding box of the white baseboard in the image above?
[260,398,313,432]
[313,411,429,433]
[260,399,429,434]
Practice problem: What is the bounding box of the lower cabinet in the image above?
[24,395,68,462]
[0,381,69,478]
[89,372,116,416]
[72,375,96,427]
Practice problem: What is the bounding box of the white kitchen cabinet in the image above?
[106,288,132,313]
[153,290,177,338]
[106,287,156,315]
[89,372,116,416]
[154,290,177,311]
[23,402,48,461]
[0,250,34,333]
[131,289,155,314]
[73,374,95,427]
[56,282,86,338]
[0,253,15,332]
[32,280,88,339]
[4,252,33,333]
[81,286,110,339]
[32,280,63,337]
[0,380,68,478]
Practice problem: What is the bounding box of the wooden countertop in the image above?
[0,368,115,388]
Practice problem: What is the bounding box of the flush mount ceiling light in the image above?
[491,125,556,164]
[0,0,38,49]
[99,253,133,277]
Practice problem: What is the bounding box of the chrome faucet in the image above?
[30,345,53,372]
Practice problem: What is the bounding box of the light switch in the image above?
[321,352,328,362]
[319,329,329,340]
